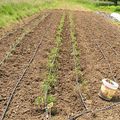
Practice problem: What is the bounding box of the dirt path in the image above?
[74,11,120,120]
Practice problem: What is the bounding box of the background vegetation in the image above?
[0,0,57,27]
[0,0,120,28]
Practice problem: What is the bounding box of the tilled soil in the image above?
[0,11,51,116]
[0,10,63,120]
[74,11,120,120]
[0,10,120,120]
[53,14,84,120]
[0,11,46,37]
[0,11,49,61]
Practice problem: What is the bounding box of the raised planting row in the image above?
[0,14,50,67]
[69,13,83,84]
[34,13,65,119]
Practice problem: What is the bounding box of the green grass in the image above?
[67,0,120,13]
[0,2,37,27]
[0,0,58,27]
[0,0,120,27]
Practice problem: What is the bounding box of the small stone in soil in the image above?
[0,95,3,101]
[92,113,97,118]
[51,107,59,116]
[85,100,92,104]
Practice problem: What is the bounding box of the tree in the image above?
[114,0,118,6]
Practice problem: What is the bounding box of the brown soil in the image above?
[52,14,84,120]
[74,11,120,120]
[0,11,48,61]
[0,11,47,37]
[0,10,120,120]
[0,10,63,120]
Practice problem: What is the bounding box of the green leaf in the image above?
[34,96,44,105]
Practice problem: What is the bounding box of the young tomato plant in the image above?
[69,13,83,83]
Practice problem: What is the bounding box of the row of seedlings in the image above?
[35,13,65,119]
[0,14,49,66]
[69,14,88,111]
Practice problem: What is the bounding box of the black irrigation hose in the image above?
[96,41,120,89]
[0,12,43,41]
[73,55,88,110]
[0,39,42,120]
[105,40,119,56]
[0,14,52,120]
[95,42,116,81]
[105,40,120,82]
[69,102,120,120]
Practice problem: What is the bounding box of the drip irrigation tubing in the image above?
[68,102,120,120]
[73,52,88,110]
[95,42,116,81]
[105,40,119,56]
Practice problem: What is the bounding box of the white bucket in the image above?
[99,79,119,100]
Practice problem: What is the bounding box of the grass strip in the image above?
[67,0,120,13]
[0,0,57,27]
